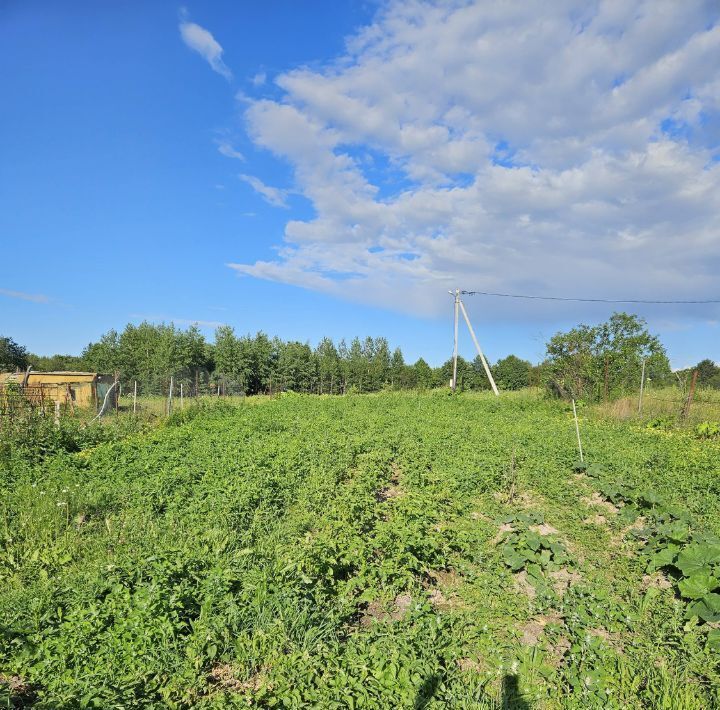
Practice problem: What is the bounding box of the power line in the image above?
[460,290,720,304]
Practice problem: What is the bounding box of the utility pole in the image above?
[448,289,500,397]
[458,299,499,396]
[451,289,459,391]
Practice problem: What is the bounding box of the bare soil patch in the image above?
[360,592,413,626]
[642,572,673,590]
[208,664,266,694]
[519,611,564,645]
[492,522,514,545]
[513,570,537,600]
[456,656,489,673]
[530,523,559,536]
[548,568,582,596]
[581,492,620,515]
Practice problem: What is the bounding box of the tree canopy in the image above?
[543,312,671,400]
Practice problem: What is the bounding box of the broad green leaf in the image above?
[663,522,689,543]
[639,490,663,508]
[503,546,526,572]
[646,544,680,572]
[686,593,720,622]
[525,563,544,581]
[675,544,720,576]
[525,533,542,551]
[678,572,719,600]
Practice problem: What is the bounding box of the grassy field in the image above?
[592,386,720,427]
[1,392,719,708]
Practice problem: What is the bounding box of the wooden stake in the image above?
[180,383,184,410]
[133,381,137,415]
[682,369,698,421]
[638,358,646,414]
[572,398,584,463]
[458,298,499,396]
[452,289,459,391]
[167,376,173,416]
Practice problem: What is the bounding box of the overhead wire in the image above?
[459,290,720,304]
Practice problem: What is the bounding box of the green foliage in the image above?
[0,335,29,372]
[695,421,720,439]
[695,359,720,388]
[544,312,671,400]
[494,355,532,390]
[2,393,719,707]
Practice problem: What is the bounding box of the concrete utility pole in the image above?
[448,289,500,396]
[458,299,499,396]
[452,289,460,391]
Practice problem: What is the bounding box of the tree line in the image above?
[0,324,533,396]
[1,312,716,400]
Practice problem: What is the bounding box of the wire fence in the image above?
[0,384,80,418]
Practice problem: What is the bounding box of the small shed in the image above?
[0,371,117,411]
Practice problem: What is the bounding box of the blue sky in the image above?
[1,1,718,368]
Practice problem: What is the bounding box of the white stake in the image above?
[572,398,584,463]
[168,376,173,416]
[458,298,499,396]
[638,358,646,414]
[133,380,137,414]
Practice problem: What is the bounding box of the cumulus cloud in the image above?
[179,20,232,80]
[239,174,289,208]
[230,0,720,320]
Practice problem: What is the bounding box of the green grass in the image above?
[1,391,719,708]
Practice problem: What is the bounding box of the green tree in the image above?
[696,359,720,386]
[494,355,532,390]
[82,330,121,374]
[390,347,405,388]
[27,353,84,371]
[214,326,248,392]
[348,337,366,392]
[412,358,433,389]
[366,337,391,390]
[544,312,670,400]
[436,356,474,390]
[316,337,340,394]
[277,341,316,392]
[0,336,28,372]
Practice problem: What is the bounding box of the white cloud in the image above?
[239,174,289,208]
[179,20,232,80]
[0,288,49,304]
[216,140,245,160]
[231,0,720,320]
[252,71,267,86]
